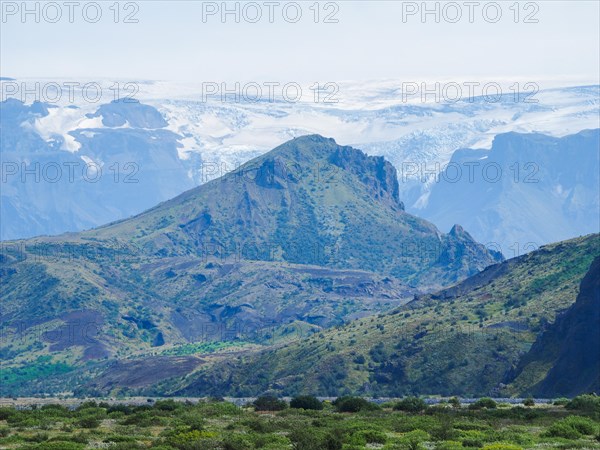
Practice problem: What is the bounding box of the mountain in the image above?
[419,129,600,255]
[506,256,600,397]
[0,135,500,396]
[0,99,194,240]
[2,83,599,241]
[84,134,500,286]
[161,234,599,398]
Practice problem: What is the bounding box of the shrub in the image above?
[469,398,497,410]
[398,429,430,450]
[322,429,344,450]
[76,401,98,410]
[223,434,253,450]
[546,415,598,438]
[482,444,523,450]
[155,399,183,411]
[449,397,461,408]
[110,444,146,450]
[251,434,292,449]
[289,427,323,450]
[436,441,464,450]
[122,411,165,427]
[0,408,15,421]
[21,443,84,450]
[545,421,582,439]
[290,396,323,410]
[353,355,366,364]
[180,413,205,431]
[333,397,378,413]
[166,430,219,449]
[566,394,600,415]
[357,429,387,444]
[243,418,277,433]
[459,430,487,448]
[494,427,534,446]
[196,401,240,417]
[253,396,287,412]
[523,398,534,407]
[103,435,137,443]
[394,397,428,413]
[25,432,49,443]
[77,417,100,429]
[108,404,132,415]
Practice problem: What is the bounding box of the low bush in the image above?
[459,430,487,448]
[436,441,464,449]
[356,429,387,444]
[523,398,534,407]
[397,429,430,450]
[253,396,287,412]
[333,397,378,413]
[76,417,100,429]
[21,443,84,450]
[289,427,323,450]
[394,397,428,413]
[290,395,323,410]
[566,394,600,415]
[482,444,523,450]
[545,421,582,439]
[469,398,497,410]
[545,415,598,438]
[222,434,253,450]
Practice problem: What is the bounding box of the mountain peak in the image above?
[291,134,337,144]
[255,135,404,210]
[449,224,467,238]
[86,135,500,285]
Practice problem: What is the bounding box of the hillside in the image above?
[85,134,500,286]
[0,135,500,395]
[166,234,599,398]
[506,256,600,397]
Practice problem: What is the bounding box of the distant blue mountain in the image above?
[420,129,600,255]
[0,99,194,240]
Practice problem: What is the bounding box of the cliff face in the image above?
[508,256,600,397]
[327,144,404,211]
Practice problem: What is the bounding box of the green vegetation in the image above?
[469,398,498,410]
[0,396,599,449]
[333,396,380,413]
[0,356,73,389]
[289,395,323,410]
[172,234,599,398]
[394,397,428,413]
[160,341,247,356]
[252,396,288,412]
[566,394,600,416]
[0,136,504,397]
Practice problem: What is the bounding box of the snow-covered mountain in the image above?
[1,79,598,245]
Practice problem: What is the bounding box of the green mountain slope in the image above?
[169,234,599,398]
[506,255,600,397]
[84,135,501,286]
[0,135,501,395]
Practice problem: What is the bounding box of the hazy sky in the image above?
[2,1,599,84]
